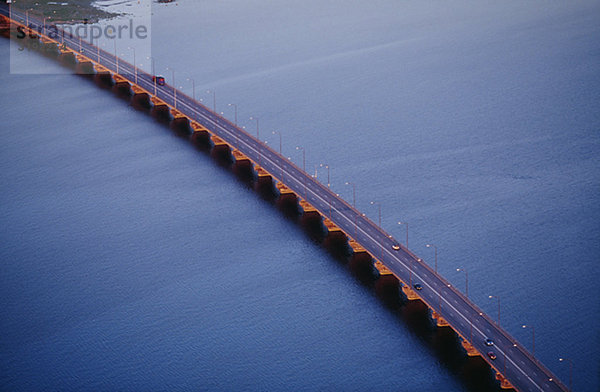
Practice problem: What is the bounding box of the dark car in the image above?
[487,351,497,360]
[413,283,423,291]
[485,338,494,346]
[152,75,165,86]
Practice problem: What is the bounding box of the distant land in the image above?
[11,0,118,24]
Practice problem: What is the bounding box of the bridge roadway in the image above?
[2,6,568,391]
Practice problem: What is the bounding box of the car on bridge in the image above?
[152,75,165,86]
[485,338,494,346]
[487,351,497,360]
[391,241,400,250]
[413,283,423,291]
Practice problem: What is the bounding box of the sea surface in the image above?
[1,1,599,391]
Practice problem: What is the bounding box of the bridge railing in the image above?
[4,7,568,391]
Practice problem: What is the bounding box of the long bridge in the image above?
[0,6,569,392]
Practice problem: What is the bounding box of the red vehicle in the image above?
[152,75,165,86]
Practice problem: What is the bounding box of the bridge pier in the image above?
[460,338,480,357]
[190,123,211,149]
[113,79,133,99]
[254,166,277,200]
[431,310,451,328]
[322,218,349,260]
[42,42,60,57]
[275,182,300,217]
[348,241,375,279]
[496,373,515,390]
[131,88,151,111]
[40,38,59,57]
[402,284,421,301]
[170,109,192,137]
[210,134,233,165]
[150,96,172,123]
[76,56,94,75]
[299,200,325,241]
[231,149,255,183]
[93,65,114,88]
[347,233,419,307]
[58,48,77,67]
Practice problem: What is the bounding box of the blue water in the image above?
[1,1,599,391]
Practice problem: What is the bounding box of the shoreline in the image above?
[11,0,119,24]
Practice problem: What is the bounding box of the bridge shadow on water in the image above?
[13,34,510,392]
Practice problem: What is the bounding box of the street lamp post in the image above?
[166,67,176,109]
[370,201,382,227]
[320,164,330,187]
[345,182,357,238]
[172,69,177,108]
[488,295,500,325]
[147,56,156,96]
[559,358,573,392]
[522,324,535,356]
[295,146,306,172]
[128,47,136,84]
[268,131,283,180]
[370,201,383,260]
[313,164,332,218]
[187,78,195,101]
[206,89,216,112]
[250,116,259,139]
[229,103,238,125]
[426,244,438,273]
[456,268,469,298]
[296,146,307,199]
[398,221,408,249]
[250,117,260,165]
[113,39,119,74]
[272,131,282,154]
[345,182,356,208]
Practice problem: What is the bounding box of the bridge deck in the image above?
[0,7,569,392]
